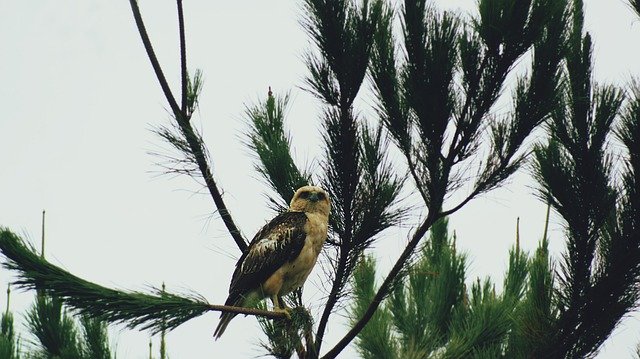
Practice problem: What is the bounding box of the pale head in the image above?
[289,185,331,217]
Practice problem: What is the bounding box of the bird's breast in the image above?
[279,238,317,294]
[278,214,328,294]
[261,212,328,297]
[304,213,329,253]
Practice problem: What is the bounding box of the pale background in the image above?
[1,1,639,358]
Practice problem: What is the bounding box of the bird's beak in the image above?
[309,192,320,202]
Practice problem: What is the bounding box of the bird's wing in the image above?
[228,211,308,298]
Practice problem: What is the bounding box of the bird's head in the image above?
[289,185,330,218]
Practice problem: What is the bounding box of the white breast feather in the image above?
[255,235,279,252]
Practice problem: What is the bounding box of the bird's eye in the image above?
[317,192,326,200]
[299,191,310,199]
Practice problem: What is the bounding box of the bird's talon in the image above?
[274,307,292,320]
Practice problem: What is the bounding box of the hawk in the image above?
[214,185,331,338]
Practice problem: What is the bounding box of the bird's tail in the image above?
[213,295,243,339]
[213,312,236,339]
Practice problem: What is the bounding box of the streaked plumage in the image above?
[214,185,330,338]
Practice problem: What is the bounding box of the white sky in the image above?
[1,1,640,358]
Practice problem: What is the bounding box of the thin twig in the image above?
[446,56,490,165]
[184,126,248,251]
[405,148,430,204]
[439,183,485,217]
[440,152,513,218]
[313,250,348,355]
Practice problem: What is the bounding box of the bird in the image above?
[214,185,331,338]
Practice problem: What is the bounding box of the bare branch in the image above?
[176,0,188,113]
[128,0,181,116]
[439,159,514,218]
[314,251,347,349]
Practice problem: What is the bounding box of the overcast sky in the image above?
[1,1,640,358]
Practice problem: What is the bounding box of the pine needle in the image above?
[0,229,216,334]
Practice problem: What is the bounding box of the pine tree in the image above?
[0,0,638,358]
[0,283,119,359]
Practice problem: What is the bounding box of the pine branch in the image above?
[369,5,429,204]
[128,0,247,251]
[402,2,461,209]
[316,77,406,359]
[79,315,112,359]
[321,215,435,359]
[505,207,556,358]
[245,90,310,211]
[350,255,396,359]
[257,304,314,359]
[0,229,287,335]
[386,218,466,355]
[26,294,83,358]
[0,293,17,359]
[442,279,514,359]
[531,3,640,356]
[128,0,180,115]
[443,0,569,217]
[567,78,640,357]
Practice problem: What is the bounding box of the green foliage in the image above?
[1,235,114,359]
[296,0,408,356]
[302,0,382,107]
[390,218,466,356]
[0,229,212,334]
[444,278,512,359]
[245,91,311,211]
[350,256,396,359]
[303,0,405,264]
[148,334,170,359]
[79,315,112,359]
[531,1,640,356]
[371,0,569,213]
[1,303,19,359]
[257,304,314,359]
[506,236,555,358]
[351,217,560,359]
[330,9,574,355]
[20,292,115,359]
[185,69,203,117]
[26,295,83,359]
[150,69,211,180]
